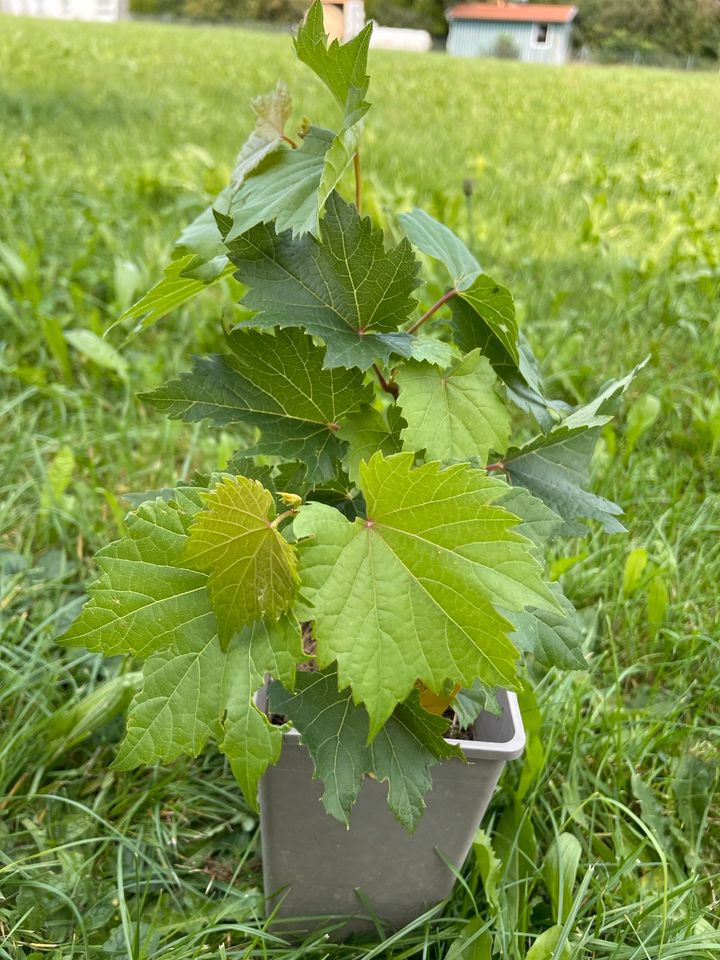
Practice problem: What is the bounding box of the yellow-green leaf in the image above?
[185,476,298,647]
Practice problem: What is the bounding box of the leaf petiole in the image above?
[407,288,458,335]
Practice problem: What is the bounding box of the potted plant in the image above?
[61,1,640,933]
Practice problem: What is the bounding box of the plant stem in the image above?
[271,507,298,528]
[485,462,506,473]
[407,288,458,335]
[373,363,399,399]
[354,152,362,212]
[282,134,298,148]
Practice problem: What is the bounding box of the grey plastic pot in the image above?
[258,689,525,934]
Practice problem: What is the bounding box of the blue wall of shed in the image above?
[447,19,572,65]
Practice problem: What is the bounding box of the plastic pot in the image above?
[259,689,525,934]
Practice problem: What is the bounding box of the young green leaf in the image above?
[225,126,336,241]
[115,616,302,809]
[185,476,298,647]
[228,191,420,369]
[295,0,371,130]
[294,452,560,735]
[232,81,292,186]
[339,405,404,483]
[117,254,235,341]
[142,328,372,481]
[269,671,460,831]
[116,78,294,340]
[61,497,215,658]
[396,350,510,463]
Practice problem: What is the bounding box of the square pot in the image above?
[259,689,524,933]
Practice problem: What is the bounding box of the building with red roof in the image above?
[447,3,578,65]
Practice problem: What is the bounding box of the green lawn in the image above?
[1,14,719,958]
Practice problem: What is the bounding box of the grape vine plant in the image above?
[62,1,640,833]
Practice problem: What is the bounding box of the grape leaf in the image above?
[61,489,302,808]
[453,680,502,728]
[339,405,404,482]
[228,191,420,369]
[371,690,463,831]
[115,81,293,340]
[142,328,372,481]
[225,126,336,242]
[294,452,561,735]
[396,350,510,463]
[114,616,302,808]
[116,254,235,342]
[232,81,292,186]
[407,337,457,367]
[295,0,371,130]
[501,365,650,534]
[397,208,562,426]
[399,208,519,365]
[399,207,480,291]
[454,274,519,366]
[218,616,301,803]
[268,671,461,831]
[61,497,214,658]
[505,583,586,670]
[496,487,564,549]
[185,476,298,647]
[503,426,623,536]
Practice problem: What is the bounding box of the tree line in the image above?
[130,0,720,62]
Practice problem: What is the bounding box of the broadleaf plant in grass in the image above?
[62,1,640,833]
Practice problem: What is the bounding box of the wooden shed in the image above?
[446,3,578,65]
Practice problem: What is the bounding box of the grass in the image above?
[1,12,719,959]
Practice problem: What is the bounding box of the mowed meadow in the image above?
[1,13,719,958]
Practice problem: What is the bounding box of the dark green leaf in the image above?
[229,191,420,369]
[453,680,501,729]
[500,361,648,535]
[505,583,586,671]
[339,405,404,482]
[269,671,461,830]
[225,126,335,241]
[142,327,372,480]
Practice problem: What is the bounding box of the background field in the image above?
[1,15,719,959]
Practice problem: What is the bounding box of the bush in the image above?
[492,33,519,59]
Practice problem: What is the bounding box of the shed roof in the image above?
[447,4,578,24]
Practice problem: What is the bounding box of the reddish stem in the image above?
[485,462,506,473]
[373,363,399,399]
[282,134,298,148]
[407,288,458,335]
